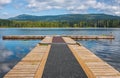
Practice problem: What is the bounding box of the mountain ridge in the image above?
[0,14,120,28]
[8,14,120,21]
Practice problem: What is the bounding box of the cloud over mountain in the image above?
[26,0,120,16]
[0,0,120,19]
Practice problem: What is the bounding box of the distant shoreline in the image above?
[0,27,120,29]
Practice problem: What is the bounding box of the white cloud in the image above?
[0,64,11,72]
[14,3,24,9]
[115,12,120,15]
[0,0,11,4]
[2,12,9,16]
[0,12,9,18]
[0,0,11,8]
[115,0,120,4]
[0,49,13,62]
[26,0,120,16]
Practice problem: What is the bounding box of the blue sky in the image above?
[0,0,120,19]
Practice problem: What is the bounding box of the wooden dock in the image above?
[3,35,114,40]
[4,36,120,78]
[4,36,52,78]
[63,37,120,78]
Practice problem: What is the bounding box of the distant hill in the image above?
[9,14,120,21]
[0,14,120,28]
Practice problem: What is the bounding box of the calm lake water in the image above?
[0,28,120,77]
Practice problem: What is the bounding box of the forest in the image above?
[0,19,120,28]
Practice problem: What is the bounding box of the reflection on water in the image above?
[0,47,13,75]
[0,28,120,77]
[0,28,117,36]
[0,40,40,78]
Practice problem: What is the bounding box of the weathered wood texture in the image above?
[66,35,115,39]
[3,35,114,40]
[3,35,45,40]
[63,37,120,78]
[4,37,52,78]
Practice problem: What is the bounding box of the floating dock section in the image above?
[4,36,120,78]
[68,35,115,39]
[3,35,114,40]
[2,35,45,40]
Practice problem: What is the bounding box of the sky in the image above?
[0,0,120,19]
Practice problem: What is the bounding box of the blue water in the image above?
[0,28,120,77]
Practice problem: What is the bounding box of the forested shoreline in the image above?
[0,19,120,28]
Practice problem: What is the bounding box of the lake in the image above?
[0,28,120,77]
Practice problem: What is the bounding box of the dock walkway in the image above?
[42,37,87,78]
[4,36,120,78]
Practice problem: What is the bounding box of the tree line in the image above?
[0,19,120,28]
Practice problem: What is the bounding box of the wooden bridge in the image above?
[4,36,120,78]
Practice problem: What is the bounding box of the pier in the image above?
[4,36,120,78]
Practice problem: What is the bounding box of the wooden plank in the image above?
[62,37,76,44]
[34,45,51,78]
[5,73,35,77]
[96,75,120,78]
[41,36,53,43]
[5,77,33,78]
